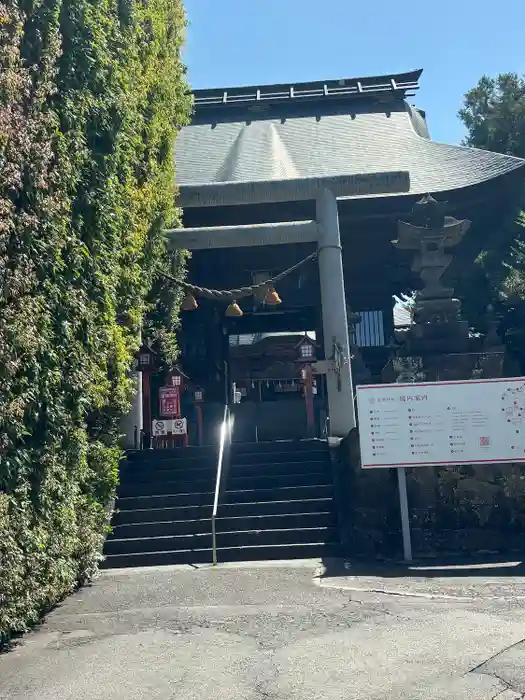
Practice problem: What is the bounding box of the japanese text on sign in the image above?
[357,377,525,469]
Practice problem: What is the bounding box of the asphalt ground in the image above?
[1,558,525,699]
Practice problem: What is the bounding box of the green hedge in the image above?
[0,0,191,644]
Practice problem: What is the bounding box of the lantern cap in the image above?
[137,342,157,355]
[167,365,189,379]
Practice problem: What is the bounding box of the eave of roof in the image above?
[175,71,525,208]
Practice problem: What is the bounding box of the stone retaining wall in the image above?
[333,430,525,559]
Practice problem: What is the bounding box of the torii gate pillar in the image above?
[316,188,356,437]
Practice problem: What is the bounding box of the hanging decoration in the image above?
[159,251,317,317]
[264,286,281,306]
[181,292,198,311]
[225,301,243,317]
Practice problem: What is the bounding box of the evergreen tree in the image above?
[457,73,525,336]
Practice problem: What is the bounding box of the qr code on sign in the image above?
[479,436,491,447]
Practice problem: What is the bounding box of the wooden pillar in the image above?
[302,364,315,437]
[142,371,152,448]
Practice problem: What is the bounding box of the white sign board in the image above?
[357,377,525,469]
[152,418,187,436]
[171,418,187,435]
[152,419,169,436]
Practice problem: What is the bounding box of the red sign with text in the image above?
[159,386,181,418]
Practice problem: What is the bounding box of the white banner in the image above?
[171,418,187,435]
[152,419,170,436]
[152,418,187,436]
[357,377,525,469]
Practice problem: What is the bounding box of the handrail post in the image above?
[212,404,234,566]
[212,516,217,566]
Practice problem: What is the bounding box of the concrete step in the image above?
[112,497,336,525]
[106,439,339,569]
[118,477,216,498]
[108,512,337,540]
[105,526,339,555]
[116,492,214,510]
[224,484,334,504]
[115,485,333,509]
[122,464,216,480]
[113,503,212,524]
[101,541,341,569]
[121,458,330,489]
[225,471,331,492]
[231,439,327,455]
[120,471,333,498]
[230,450,329,466]
[125,440,327,465]
[127,446,217,464]
[229,459,330,477]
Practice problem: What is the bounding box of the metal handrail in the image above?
[212,405,234,565]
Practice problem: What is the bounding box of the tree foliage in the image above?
[460,73,525,158]
[458,73,525,311]
[0,0,191,644]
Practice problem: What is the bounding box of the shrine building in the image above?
[109,69,525,569]
[163,68,525,443]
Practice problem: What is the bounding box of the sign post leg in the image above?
[397,467,413,562]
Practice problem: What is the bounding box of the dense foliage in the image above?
[0,0,190,643]
[458,73,525,312]
[460,73,525,158]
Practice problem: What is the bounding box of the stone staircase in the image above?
[103,440,340,568]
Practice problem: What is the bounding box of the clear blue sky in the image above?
[184,0,525,144]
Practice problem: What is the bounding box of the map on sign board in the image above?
[356,377,525,469]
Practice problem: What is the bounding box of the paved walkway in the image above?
[1,559,525,699]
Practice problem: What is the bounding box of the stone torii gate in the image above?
[165,171,410,438]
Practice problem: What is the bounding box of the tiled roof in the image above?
[175,70,525,200]
[175,103,524,196]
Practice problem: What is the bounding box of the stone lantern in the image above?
[386,195,505,382]
[393,194,471,355]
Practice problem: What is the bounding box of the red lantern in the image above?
[136,344,157,371]
[295,335,317,362]
[135,345,157,448]
[167,370,184,391]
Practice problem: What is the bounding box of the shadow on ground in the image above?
[320,554,525,580]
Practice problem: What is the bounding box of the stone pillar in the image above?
[316,188,356,436]
[121,371,143,449]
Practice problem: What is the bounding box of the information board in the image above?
[356,377,525,469]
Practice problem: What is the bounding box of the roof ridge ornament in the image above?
[192,69,423,110]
